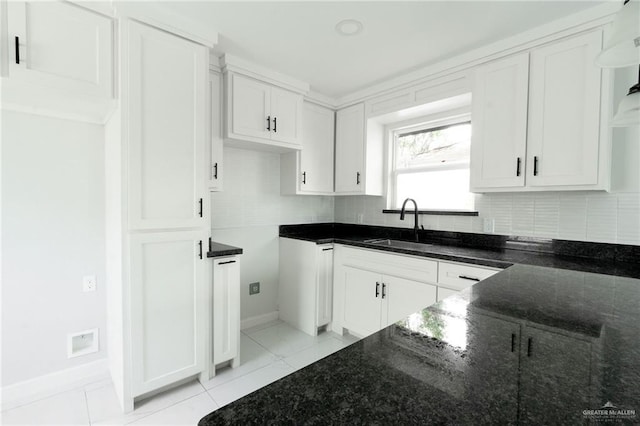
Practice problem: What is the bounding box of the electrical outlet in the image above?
[82,275,96,292]
[357,213,364,224]
[249,282,260,295]
[483,218,495,233]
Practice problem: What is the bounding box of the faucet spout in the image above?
[400,198,420,241]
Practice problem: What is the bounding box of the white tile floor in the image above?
[1,321,359,426]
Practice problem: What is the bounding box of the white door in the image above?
[127,21,207,230]
[335,103,365,193]
[341,266,381,337]
[130,230,208,396]
[384,275,437,327]
[316,246,334,327]
[231,74,272,140]
[209,71,224,191]
[527,31,603,187]
[300,102,335,193]
[270,86,302,146]
[213,257,240,365]
[470,53,529,190]
[7,1,113,98]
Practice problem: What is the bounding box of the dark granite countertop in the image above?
[199,263,640,425]
[207,240,243,258]
[280,223,640,279]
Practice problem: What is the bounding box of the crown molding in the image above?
[221,54,309,95]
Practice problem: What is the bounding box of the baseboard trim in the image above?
[1,358,110,412]
[241,311,279,330]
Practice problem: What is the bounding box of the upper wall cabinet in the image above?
[470,53,529,189]
[127,21,208,231]
[281,101,335,195]
[470,30,611,192]
[224,72,303,151]
[208,71,224,192]
[2,1,114,122]
[334,103,383,196]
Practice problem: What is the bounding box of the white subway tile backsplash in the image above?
[558,193,587,241]
[533,194,559,238]
[586,194,618,243]
[617,193,640,245]
[511,194,535,236]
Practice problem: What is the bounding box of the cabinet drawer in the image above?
[438,261,499,290]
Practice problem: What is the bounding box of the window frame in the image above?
[387,113,472,210]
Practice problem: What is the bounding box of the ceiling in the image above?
[163,1,606,99]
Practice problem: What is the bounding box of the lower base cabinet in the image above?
[279,238,333,336]
[130,230,208,396]
[210,256,241,375]
[342,266,438,337]
[334,246,438,338]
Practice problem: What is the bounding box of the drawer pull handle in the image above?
[198,240,203,259]
[381,283,386,299]
[213,163,218,180]
[266,116,271,131]
[356,172,361,185]
[218,260,236,265]
[375,281,380,298]
[273,117,277,133]
[516,157,521,177]
[322,247,333,251]
[458,275,480,282]
[302,171,306,184]
[533,156,539,176]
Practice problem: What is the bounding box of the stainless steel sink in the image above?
[364,238,432,250]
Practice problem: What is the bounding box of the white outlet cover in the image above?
[483,218,495,233]
[82,275,96,292]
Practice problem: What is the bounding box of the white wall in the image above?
[1,111,106,386]
[211,148,334,322]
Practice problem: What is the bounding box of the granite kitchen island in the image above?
[199,263,640,425]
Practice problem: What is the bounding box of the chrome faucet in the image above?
[400,198,420,242]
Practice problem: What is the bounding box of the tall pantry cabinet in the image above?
[106,19,210,412]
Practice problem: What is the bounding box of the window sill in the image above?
[382,209,478,217]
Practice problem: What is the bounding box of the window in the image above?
[390,118,474,211]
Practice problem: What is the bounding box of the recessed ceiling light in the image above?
[335,19,363,36]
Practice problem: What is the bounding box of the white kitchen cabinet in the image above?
[335,103,384,195]
[105,19,211,412]
[335,103,365,193]
[279,238,334,336]
[470,53,529,190]
[127,21,207,230]
[281,102,335,195]
[212,256,241,369]
[437,261,499,301]
[527,31,603,187]
[470,30,611,192]
[130,230,208,396]
[340,266,437,337]
[6,1,113,98]
[333,246,438,337]
[225,73,303,151]
[208,71,224,191]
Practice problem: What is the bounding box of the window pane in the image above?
[395,169,474,210]
[396,122,471,169]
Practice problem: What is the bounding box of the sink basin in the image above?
[364,239,432,251]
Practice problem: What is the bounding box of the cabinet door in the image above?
[7,1,113,98]
[130,230,208,396]
[127,21,207,230]
[335,103,365,193]
[213,257,240,365]
[470,53,528,190]
[316,246,334,328]
[383,275,437,327]
[300,102,335,193]
[527,31,603,187]
[270,86,303,146]
[341,266,381,337]
[519,326,592,424]
[208,71,224,191]
[231,74,272,140]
